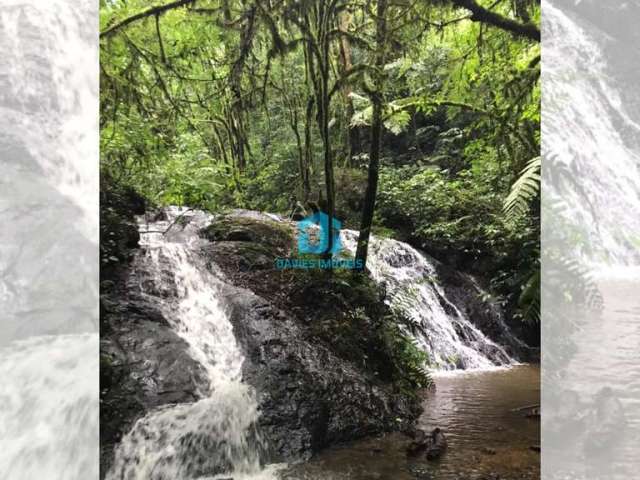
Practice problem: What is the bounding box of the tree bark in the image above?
[229,6,258,171]
[355,0,388,271]
[338,11,360,166]
[282,76,310,202]
[300,1,338,263]
[449,0,540,42]
[303,96,314,202]
[319,30,336,262]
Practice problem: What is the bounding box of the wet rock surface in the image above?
[100,279,208,477]
[100,208,422,472]
[99,207,534,474]
[211,263,421,462]
[429,256,538,362]
[406,428,448,460]
[99,188,208,477]
[425,428,447,460]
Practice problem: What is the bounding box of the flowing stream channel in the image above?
[107,210,279,480]
[340,231,520,370]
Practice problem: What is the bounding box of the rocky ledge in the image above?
[200,212,425,461]
[100,208,425,476]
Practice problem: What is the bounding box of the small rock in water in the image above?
[409,465,433,479]
[425,428,447,460]
[478,474,500,480]
[480,446,497,455]
[406,428,429,456]
[583,386,627,458]
[526,407,540,418]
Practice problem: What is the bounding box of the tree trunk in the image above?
[307,1,336,263]
[355,0,387,271]
[338,11,360,166]
[229,5,258,171]
[319,49,336,262]
[303,96,314,202]
[284,89,309,202]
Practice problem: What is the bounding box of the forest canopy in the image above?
[100,0,540,322]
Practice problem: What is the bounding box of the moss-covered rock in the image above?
[199,213,429,398]
[200,215,294,254]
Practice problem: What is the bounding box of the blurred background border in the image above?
[0,0,99,478]
[542,1,640,478]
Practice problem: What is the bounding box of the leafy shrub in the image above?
[376,160,538,321]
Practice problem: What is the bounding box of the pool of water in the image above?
[280,365,540,480]
[544,276,640,480]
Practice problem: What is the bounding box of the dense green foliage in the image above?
[100,0,540,322]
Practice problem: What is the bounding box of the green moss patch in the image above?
[201,215,430,394]
[200,215,294,257]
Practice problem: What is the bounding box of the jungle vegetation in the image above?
[100,0,540,324]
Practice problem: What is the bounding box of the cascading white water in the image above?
[0,0,99,242]
[106,207,520,478]
[0,334,99,479]
[543,2,640,266]
[341,232,514,370]
[0,1,99,479]
[107,208,277,480]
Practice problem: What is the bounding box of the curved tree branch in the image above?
[449,0,540,42]
[100,0,196,39]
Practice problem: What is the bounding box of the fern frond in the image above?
[504,156,541,219]
[518,269,540,323]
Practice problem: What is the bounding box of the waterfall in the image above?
[106,208,277,480]
[0,334,99,479]
[0,0,99,242]
[543,5,640,478]
[341,232,515,371]
[106,207,520,477]
[543,2,640,266]
[0,1,99,479]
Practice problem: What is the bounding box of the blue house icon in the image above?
[297,212,342,256]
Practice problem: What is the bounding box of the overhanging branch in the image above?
[450,0,540,42]
[100,0,197,39]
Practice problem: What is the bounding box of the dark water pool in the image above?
[280,365,540,480]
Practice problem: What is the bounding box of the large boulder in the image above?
[197,214,424,461]
[100,285,208,477]
[217,282,420,462]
